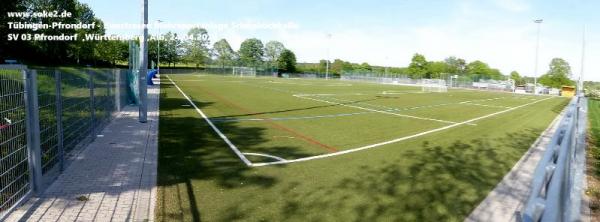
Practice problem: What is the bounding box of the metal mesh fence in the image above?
[0,67,130,219]
[0,69,30,216]
[61,69,93,155]
[160,66,275,77]
[36,70,59,177]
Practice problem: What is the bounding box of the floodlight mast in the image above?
[325,33,331,80]
[533,19,543,94]
[578,25,586,96]
[157,20,163,75]
[138,0,148,123]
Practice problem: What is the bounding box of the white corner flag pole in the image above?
[139,0,148,123]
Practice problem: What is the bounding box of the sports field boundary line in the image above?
[210,111,373,122]
[188,81,339,153]
[461,102,512,109]
[293,94,461,125]
[165,75,253,166]
[242,152,287,162]
[250,96,555,167]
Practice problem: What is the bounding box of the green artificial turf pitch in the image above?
[157,73,568,221]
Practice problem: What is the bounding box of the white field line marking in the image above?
[459,97,504,104]
[381,90,426,95]
[268,80,352,87]
[273,135,296,139]
[211,111,373,122]
[318,93,492,116]
[171,80,205,82]
[294,95,460,125]
[321,96,400,111]
[166,75,253,166]
[242,152,287,162]
[251,96,555,167]
[462,102,512,109]
[294,93,365,96]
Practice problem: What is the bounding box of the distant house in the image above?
[561,86,576,97]
[549,88,560,96]
[515,85,527,94]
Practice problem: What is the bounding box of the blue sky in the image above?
[81,0,598,80]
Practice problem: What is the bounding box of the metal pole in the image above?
[139,0,148,123]
[157,20,162,75]
[114,69,121,112]
[54,70,64,171]
[578,25,586,96]
[89,70,95,137]
[325,33,331,80]
[24,70,42,193]
[106,70,111,119]
[533,19,543,94]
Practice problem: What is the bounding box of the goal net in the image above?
[421,79,448,92]
[232,67,256,77]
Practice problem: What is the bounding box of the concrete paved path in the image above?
[5,81,159,222]
[466,111,564,222]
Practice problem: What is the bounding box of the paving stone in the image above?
[5,81,159,222]
[466,112,564,222]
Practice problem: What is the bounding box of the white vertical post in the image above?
[325,33,331,80]
[139,0,148,123]
[533,19,543,94]
[578,25,586,96]
[157,20,163,75]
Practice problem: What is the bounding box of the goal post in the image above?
[421,79,448,92]
[232,67,256,77]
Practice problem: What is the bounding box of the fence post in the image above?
[24,69,43,193]
[106,70,111,119]
[114,69,121,113]
[54,70,64,171]
[89,69,95,138]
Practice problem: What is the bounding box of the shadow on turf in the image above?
[157,83,314,221]
[209,96,390,119]
[216,128,544,221]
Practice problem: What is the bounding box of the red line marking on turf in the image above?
[193,85,338,152]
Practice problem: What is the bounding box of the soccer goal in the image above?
[232,67,256,77]
[422,79,448,92]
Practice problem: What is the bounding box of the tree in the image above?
[358,62,372,72]
[239,38,264,67]
[427,61,448,79]
[163,32,182,67]
[510,71,525,85]
[466,60,504,79]
[95,38,127,66]
[547,58,572,78]
[0,0,26,61]
[331,59,343,74]
[277,49,296,73]
[488,69,503,80]
[264,41,285,68]
[183,27,210,68]
[538,58,575,88]
[444,56,467,74]
[148,35,167,68]
[466,60,490,75]
[407,53,428,79]
[213,39,235,68]
[72,2,105,65]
